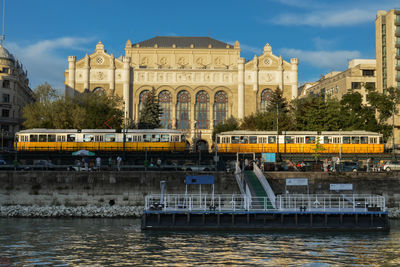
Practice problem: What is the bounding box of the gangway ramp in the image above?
[244,170,274,210]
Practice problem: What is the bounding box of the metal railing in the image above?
[144,194,386,212]
[252,163,276,208]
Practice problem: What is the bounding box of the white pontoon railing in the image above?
[145,194,386,212]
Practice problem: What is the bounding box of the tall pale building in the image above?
[376,9,400,147]
[0,45,33,148]
[65,36,298,149]
[299,59,376,104]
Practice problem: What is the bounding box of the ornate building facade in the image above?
[65,36,298,149]
[0,45,32,148]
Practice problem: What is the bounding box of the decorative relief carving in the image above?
[160,57,167,65]
[96,71,105,80]
[95,56,104,65]
[260,73,275,83]
[263,58,272,66]
[177,57,188,66]
[214,57,223,66]
[141,57,149,66]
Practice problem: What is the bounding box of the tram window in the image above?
[305,136,315,144]
[39,135,47,142]
[285,136,295,144]
[222,137,230,143]
[170,135,179,142]
[360,137,368,144]
[332,137,340,144]
[57,135,66,142]
[29,134,38,142]
[137,136,142,142]
[67,134,76,142]
[232,136,239,144]
[323,136,331,144]
[379,137,383,144]
[161,134,169,142]
[268,136,276,143]
[126,135,132,142]
[143,134,151,142]
[181,135,185,142]
[295,137,304,143]
[259,137,267,143]
[239,136,248,143]
[95,135,104,142]
[249,136,257,144]
[343,137,351,144]
[369,137,377,144]
[48,135,56,142]
[152,134,160,142]
[352,137,360,144]
[84,134,94,142]
[105,134,115,142]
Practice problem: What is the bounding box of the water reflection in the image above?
[0,218,399,266]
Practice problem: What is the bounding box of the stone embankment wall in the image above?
[0,171,400,218]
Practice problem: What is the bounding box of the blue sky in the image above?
[3,0,399,91]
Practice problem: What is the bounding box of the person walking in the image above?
[84,157,89,171]
[117,156,122,171]
[96,156,101,171]
[108,157,112,170]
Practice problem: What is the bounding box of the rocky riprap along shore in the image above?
[0,205,144,218]
[1,205,399,219]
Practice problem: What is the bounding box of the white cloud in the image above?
[270,0,399,27]
[273,9,372,27]
[6,37,95,92]
[280,48,361,69]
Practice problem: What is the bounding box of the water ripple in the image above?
[0,218,399,266]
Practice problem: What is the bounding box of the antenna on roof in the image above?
[0,0,5,46]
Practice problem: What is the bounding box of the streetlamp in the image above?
[275,103,279,171]
[339,129,342,172]
[392,101,396,160]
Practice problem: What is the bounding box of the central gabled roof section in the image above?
[132,36,234,49]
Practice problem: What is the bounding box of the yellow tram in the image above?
[216,130,384,154]
[15,129,187,152]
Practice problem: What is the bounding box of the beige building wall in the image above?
[0,45,33,148]
[299,59,376,104]
[376,9,400,148]
[65,37,298,149]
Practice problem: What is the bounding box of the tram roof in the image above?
[218,130,381,136]
[17,128,185,134]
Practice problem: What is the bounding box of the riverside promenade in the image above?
[0,170,399,218]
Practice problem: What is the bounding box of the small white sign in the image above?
[330,184,353,191]
[286,178,308,186]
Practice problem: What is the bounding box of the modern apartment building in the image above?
[298,59,376,104]
[376,9,400,147]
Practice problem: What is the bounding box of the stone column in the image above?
[278,56,284,90]
[237,58,245,119]
[109,55,115,93]
[83,54,90,91]
[123,56,131,119]
[253,55,258,92]
[67,56,76,94]
[291,58,299,99]
[171,97,176,129]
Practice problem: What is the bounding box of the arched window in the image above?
[93,87,105,94]
[176,91,190,129]
[139,90,150,112]
[214,91,228,126]
[260,89,273,112]
[158,90,172,129]
[195,90,209,129]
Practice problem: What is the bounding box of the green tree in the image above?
[23,83,58,129]
[23,83,124,129]
[212,116,239,139]
[138,88,162,129]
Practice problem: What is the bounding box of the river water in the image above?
[0,218,399,266]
